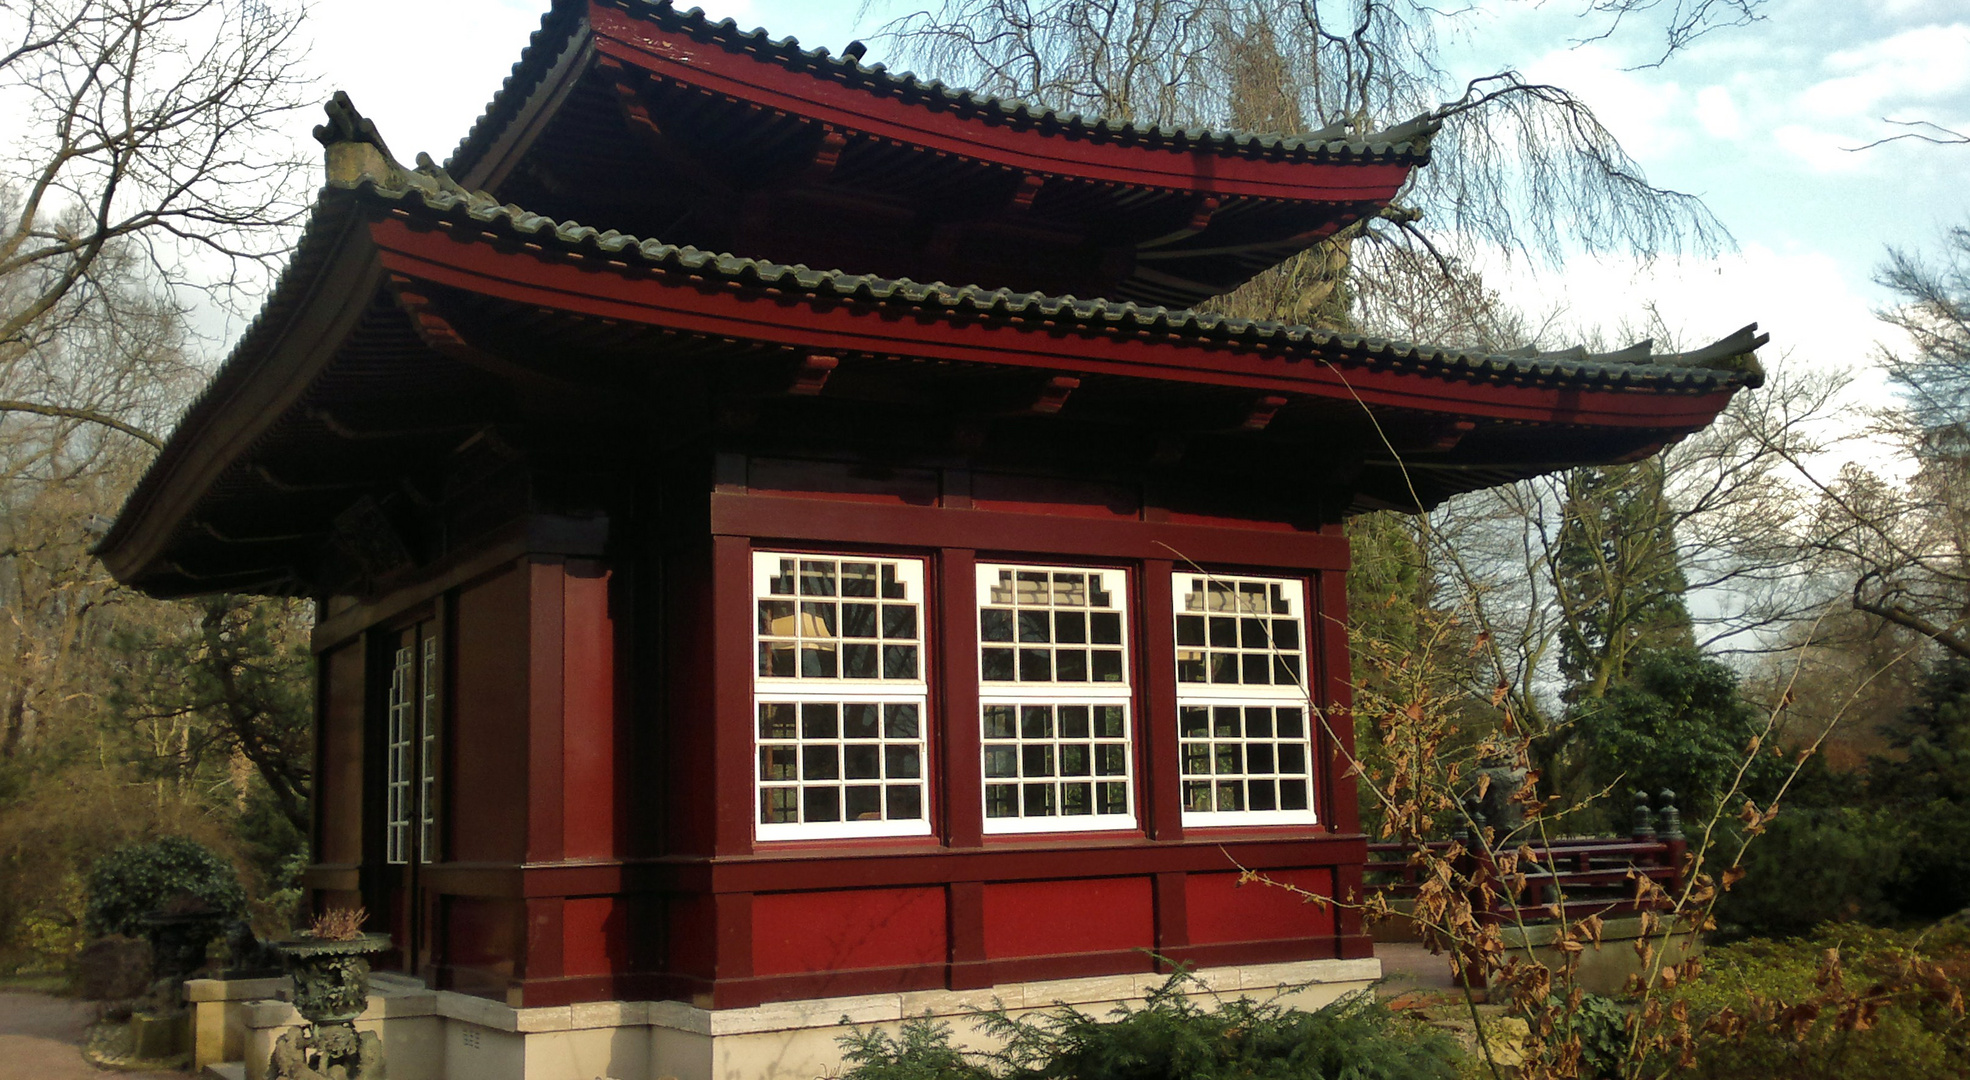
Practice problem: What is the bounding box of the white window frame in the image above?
[977,563,1137,834]
[384,642,415,864]
[753,551,933,841]
[1172,572,1318,828]
[417,635,440,864]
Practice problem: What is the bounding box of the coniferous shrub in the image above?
[839,978,1464,1080]
[85,836,246,939]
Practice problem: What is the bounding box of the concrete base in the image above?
[1498,916,1701,995]
[188,957,1380,1080]
[129,1009,191,1059]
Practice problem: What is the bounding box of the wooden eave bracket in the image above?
[1241,394,1289,431]
[807,127,849,180]
[1010,173,1045,213]
[790,353,839,395]
[385,273,584,399]
[1032,375,1079,415]
[1430,420,1477,451]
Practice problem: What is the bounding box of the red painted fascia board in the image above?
[588,4,1415,203]
[367,215,1734,431]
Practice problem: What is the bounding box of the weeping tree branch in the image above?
[0,398,161,446]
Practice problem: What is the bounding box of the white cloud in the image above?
[1772,122,1870,173]
[1520,43,1687,159]
[1809,23,1970,115]
[304,2,549,164]
[1694,85,1743,140]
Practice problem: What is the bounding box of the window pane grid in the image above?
[981,702,1133,829]
[756,699,926,832]
[384,644,414,865]
[754,552,930,841]
[1179,704,1313,815]
[978,566,1126,687]
[978,564,1136,834]
[1173,574,1318,826]
[757,556,922,683]
[418,635,439,864]
[1175,576,1305,696]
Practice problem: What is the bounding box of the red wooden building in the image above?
[104,2,1763,1075]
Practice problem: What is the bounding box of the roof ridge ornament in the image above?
[315,91,413,191]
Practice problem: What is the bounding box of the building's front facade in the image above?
[103,3,1765,1076]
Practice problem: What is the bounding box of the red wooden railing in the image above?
[1366,791,1688,925]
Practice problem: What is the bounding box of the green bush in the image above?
[1715,808,1907,939]
[85,836,245,939]
[1660,924,1970,1080]
[839,979,1465,1080]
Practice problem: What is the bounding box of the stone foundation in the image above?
[189,957,1380,1080]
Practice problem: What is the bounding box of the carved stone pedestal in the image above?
[269,933,392,1080]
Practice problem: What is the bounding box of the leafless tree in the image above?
[0,0,310,445]
[872,0,1746,286]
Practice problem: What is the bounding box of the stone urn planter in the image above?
[268,931,391,1080]
[141,906,228,985]
[274,932,391,1023]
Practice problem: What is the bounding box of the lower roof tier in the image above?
[97,151,1765,598]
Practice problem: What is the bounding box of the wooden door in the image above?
[376,618,442,976]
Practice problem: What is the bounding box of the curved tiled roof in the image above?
[446,0,1440,180]
[353,154,1764,393]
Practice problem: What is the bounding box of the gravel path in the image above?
[0,991,185,1080]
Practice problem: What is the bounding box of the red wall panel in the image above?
[982,877,1154,959]
[751,887,948,976]
[316,643,364,865]
[446,896,522,980]
[561,896,625,979]
[453,565,532,863]
[1185,868,1336,945]
[562,564,617,859]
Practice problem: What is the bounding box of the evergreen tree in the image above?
[1553,458,1696,701]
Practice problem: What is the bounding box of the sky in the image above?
[294,0,1970,393]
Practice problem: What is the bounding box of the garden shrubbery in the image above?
[1661,923,1970,1080]
[85,835,245,939]
[838,978,1466,1080]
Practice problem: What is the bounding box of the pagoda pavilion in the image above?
[99,2,1765,1078]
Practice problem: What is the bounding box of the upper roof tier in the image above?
[444,0,1438,307]
[94,126,1764,598]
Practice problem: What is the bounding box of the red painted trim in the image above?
[1139,559,1183,841]
[414,835,1367,900]
[948,881,987,987]
[563,562,617,860]
[709,493,1350,570]
[716,891,753,982]
[367,218,1737,431]
[1153,871,1188,958]
[1163,936,1347,969]
[954,949,1158,990]
[588,4,1415,203]
[710,963,948,1010]
[713,535,756,856]
[1314,568,1359,836]
[938,550,984,848]
[524,897,565,981]
[528,560,567,863]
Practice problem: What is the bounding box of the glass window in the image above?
[385,643,415,865]
[978,564,1135,833]
[755,553,931,840]
[1173,573,1318,827]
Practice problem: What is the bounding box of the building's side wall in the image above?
[654,454,1370,1010]
[312,641,367,911]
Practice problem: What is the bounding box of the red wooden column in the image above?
[1313,565,1370,958]
[1139,559,1184,842]
[938,548,987,987]
[708,534,758,1001]
[1139,559,1189,965]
